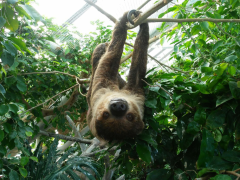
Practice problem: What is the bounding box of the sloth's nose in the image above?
[109,98,128,117]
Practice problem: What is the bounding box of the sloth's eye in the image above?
[126,113,134,121]
[103,112,110,119]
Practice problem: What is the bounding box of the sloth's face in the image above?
[92,92,145,141]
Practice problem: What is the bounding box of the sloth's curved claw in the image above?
[127,10,141,25]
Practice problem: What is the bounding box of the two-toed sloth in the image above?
[86,11,149,144]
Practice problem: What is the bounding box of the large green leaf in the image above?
[4,6,19,31]
[3,41,17,56]
[222,150,240,162]
[207,156,233,170]
[145,98,157,108]
[9,170,19,180]
[206,109,227,128]
[1,50,14,66]
[20,156,29,166]
[19,5,43,22]
[136,141,151,164]
[229,81,240,99]
[216,94,233,107]
[0,104,9,115]
[0,16,6,28]
[194,106,206,125]
[17,76,27,92]
[224,55,237,62]
[197,129,215,168]
[19,168,27,178]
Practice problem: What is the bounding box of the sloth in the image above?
[86,10,149,144]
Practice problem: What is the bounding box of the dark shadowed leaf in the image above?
[147,169,171,180]
[229,81,240,99]
[222,150,240,162]
[9,170,19,180]
[145,98,157,108]
[0,104,9,115]
[197,129,215,168]
[206,109,227,128]
[136,141,151,164]
[0,130,4,142]
[194,106,206,125]
[207,156,233,170]
[1,50,14,66]
[216,93,233,107]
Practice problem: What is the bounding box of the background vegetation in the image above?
[0,0,239,179]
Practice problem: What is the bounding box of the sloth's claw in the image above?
[127,10,141,25]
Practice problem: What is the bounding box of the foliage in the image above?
[0,0,240,179]
[3,138,100,179]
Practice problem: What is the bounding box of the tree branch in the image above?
[127,0,173,28]
[143,18,240,23]
[39,130,92,144]
[83,0,117,23]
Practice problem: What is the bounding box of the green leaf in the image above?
[9,131,17,140]
[228,66,236,76]
[229,81,240,99]
[197,129,215,168]
[216,94,233,107]
[200,22,209,30]
[207,156,233,170]
[0,130,4,142]
[7,0,18,4]
[224,55,237,62]
[0,104,9,115]
[210,174,231,180]
[213,40,224,51]
[147,169,171,180]
[186,121,200,134]
[145,99,157,108]
[21,147,30,156]
[0,145,7,155]
[3,41,17,56]
[136,141,151,163]
[9,170,19,180]
[9,38,27,51]
[4,6,19,31]
[207,109,227,128]
[9,104,19,114]
[19,5,43,22]
[194,107,206,125]
[201,67,212,73]
[20,156,29,166]
[206,12,215,18]
[1,50,15,66]
[222,150,240,162]
[237,81,240,88]
[0,84,6,97]
[25,131,32,136]
[30,156,38,162]
[19,168,27,178]
[0,16,6,28]
[17,76,27,92]
[214,63,228,76]
[3,123,12,133]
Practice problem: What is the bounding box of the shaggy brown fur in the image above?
[86,11,149,144]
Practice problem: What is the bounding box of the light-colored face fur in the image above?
[89,88,145,144]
